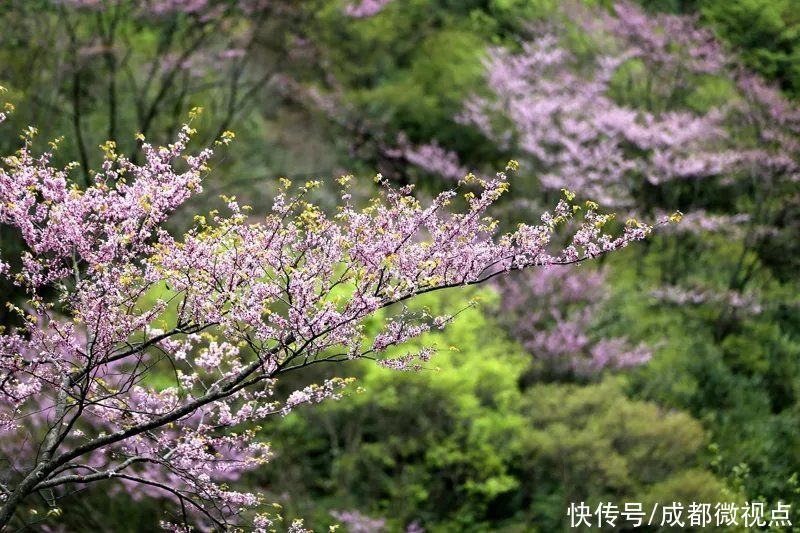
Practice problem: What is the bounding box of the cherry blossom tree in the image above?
[350,1,793,221]
[0,94,657,529]
[456,20,796,208]
[389,1,799,336]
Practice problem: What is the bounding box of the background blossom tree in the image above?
[497,267,651,381]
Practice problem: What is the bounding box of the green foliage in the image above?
[601,242,800,521]
[702,0,800,98]
[642,0,800,99]
[256,292,730,530]
[348,28,486,142]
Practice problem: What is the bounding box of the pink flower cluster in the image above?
[585,1,727,75]
[344,0,393,18]
[330,509,387,532]
[498,267,651,376]
[58,0,270,17]
[386,134,470,181]
[458,33,732,206]
[458,2,799,207]
[650,286,764,315]
[657,210,751,237]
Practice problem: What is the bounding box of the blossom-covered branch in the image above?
[0,98,656,529]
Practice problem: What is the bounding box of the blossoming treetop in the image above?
[0,98,655,529]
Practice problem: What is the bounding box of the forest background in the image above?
[1,0,800,530]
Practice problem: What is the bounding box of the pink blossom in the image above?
[344,0,393,18]
[390,134,469,180]
[497,267,651,377]
[331,509,387,532]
